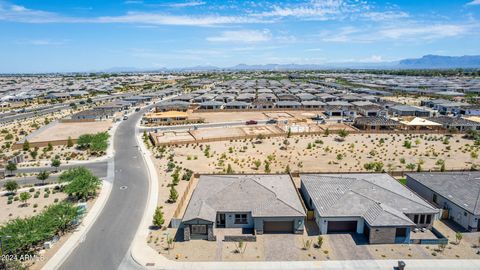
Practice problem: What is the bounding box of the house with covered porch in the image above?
[182,174,306,241]
[300,174,439,244]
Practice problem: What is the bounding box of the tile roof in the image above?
[301,174,438,227]
[183,175,306,223]
[407,172,480,215]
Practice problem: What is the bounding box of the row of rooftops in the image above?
[183,173,439,228]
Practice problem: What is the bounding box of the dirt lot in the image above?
[151,122,354,145]
[151,133,477,174]
[189,110,324,123]
[27,120,112,142]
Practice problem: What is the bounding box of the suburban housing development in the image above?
[2,70,480,270]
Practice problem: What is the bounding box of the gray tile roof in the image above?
[183,175,306,223]
[301,174,438,227]
[407,172,480,215]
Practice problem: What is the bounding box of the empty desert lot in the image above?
[27,120,112,142]
[158,133,478,174]
[189,110,324,123]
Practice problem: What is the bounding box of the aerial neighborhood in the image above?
[1,70,480,270]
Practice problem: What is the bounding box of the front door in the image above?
[217,213,226,227]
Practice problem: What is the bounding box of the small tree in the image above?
[324,128,330,137]
[416,163,422,172]
[253,160,261,170]
[19,192,31,206]
[226,164,234,174]
[406,163,416,171]
[287,127,292,138]
[338,129,349,139]
[51,159,61,172]
[47,143,53,151]
[285,164,291,174]
[22,140,30,151]
[30,150,38,159]
[166,235,175,250]
[4,180,19,194]
[5,161,17,176]
[36,170,50,185]
[456,232,463,244]
[302,239,312,250]
[153,207,165,228]
[235,240,247,254]
[169,186,178,203]
[316,236,323,249]
[264,161,271,173]
[67,136,74,148]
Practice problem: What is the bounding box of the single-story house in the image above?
[390,105,431,117]
[356,105,387,117]
[455,105,480,116]
[323,105,356,118]
[142,110,199,124]
[406,172,480,231]
[182,174,306,241]
[276,101,302,109]
[354,116,400,131]
[198,101,224,110]
[224,101,251,110]
[301,100,325,109]
[301,174,439,244]
[427,116,480,131]
[71,109,114,121]
[46,92,70,99]
[252,100,275,109]
[155,101,190,112]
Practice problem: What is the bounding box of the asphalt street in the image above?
[59,103,152,270]
[0,93,130,124]
[0,161,108,186]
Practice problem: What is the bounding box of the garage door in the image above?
[327,221,357,233]
[263,221,294,233]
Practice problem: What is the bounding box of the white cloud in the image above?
[252,0,374,21]
[166,1,206,8]
[378,24,469,40]
[21,39,68,46]
[466,0,480,6]
[360,11,409,21]
[207,30,272,43]
[0,3,267,26]
[321,23,475,43]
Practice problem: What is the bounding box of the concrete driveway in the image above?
[264,234,299,261]
[328,233,374,260]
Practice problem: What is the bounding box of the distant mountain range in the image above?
[102,55,480,73]
[398,55,480,69]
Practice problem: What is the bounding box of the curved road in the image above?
[60,106,150,270]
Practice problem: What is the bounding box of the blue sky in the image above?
[0,0,479,73]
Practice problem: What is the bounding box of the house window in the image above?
[414,214,419,223]
[433,194,437,203]
[420,215,425,224]
[234,214,248,224]
[426,215,432,224]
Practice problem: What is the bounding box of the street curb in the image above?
[129,109,164,269]
[41,121,120,270]
[42,180,113,270]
